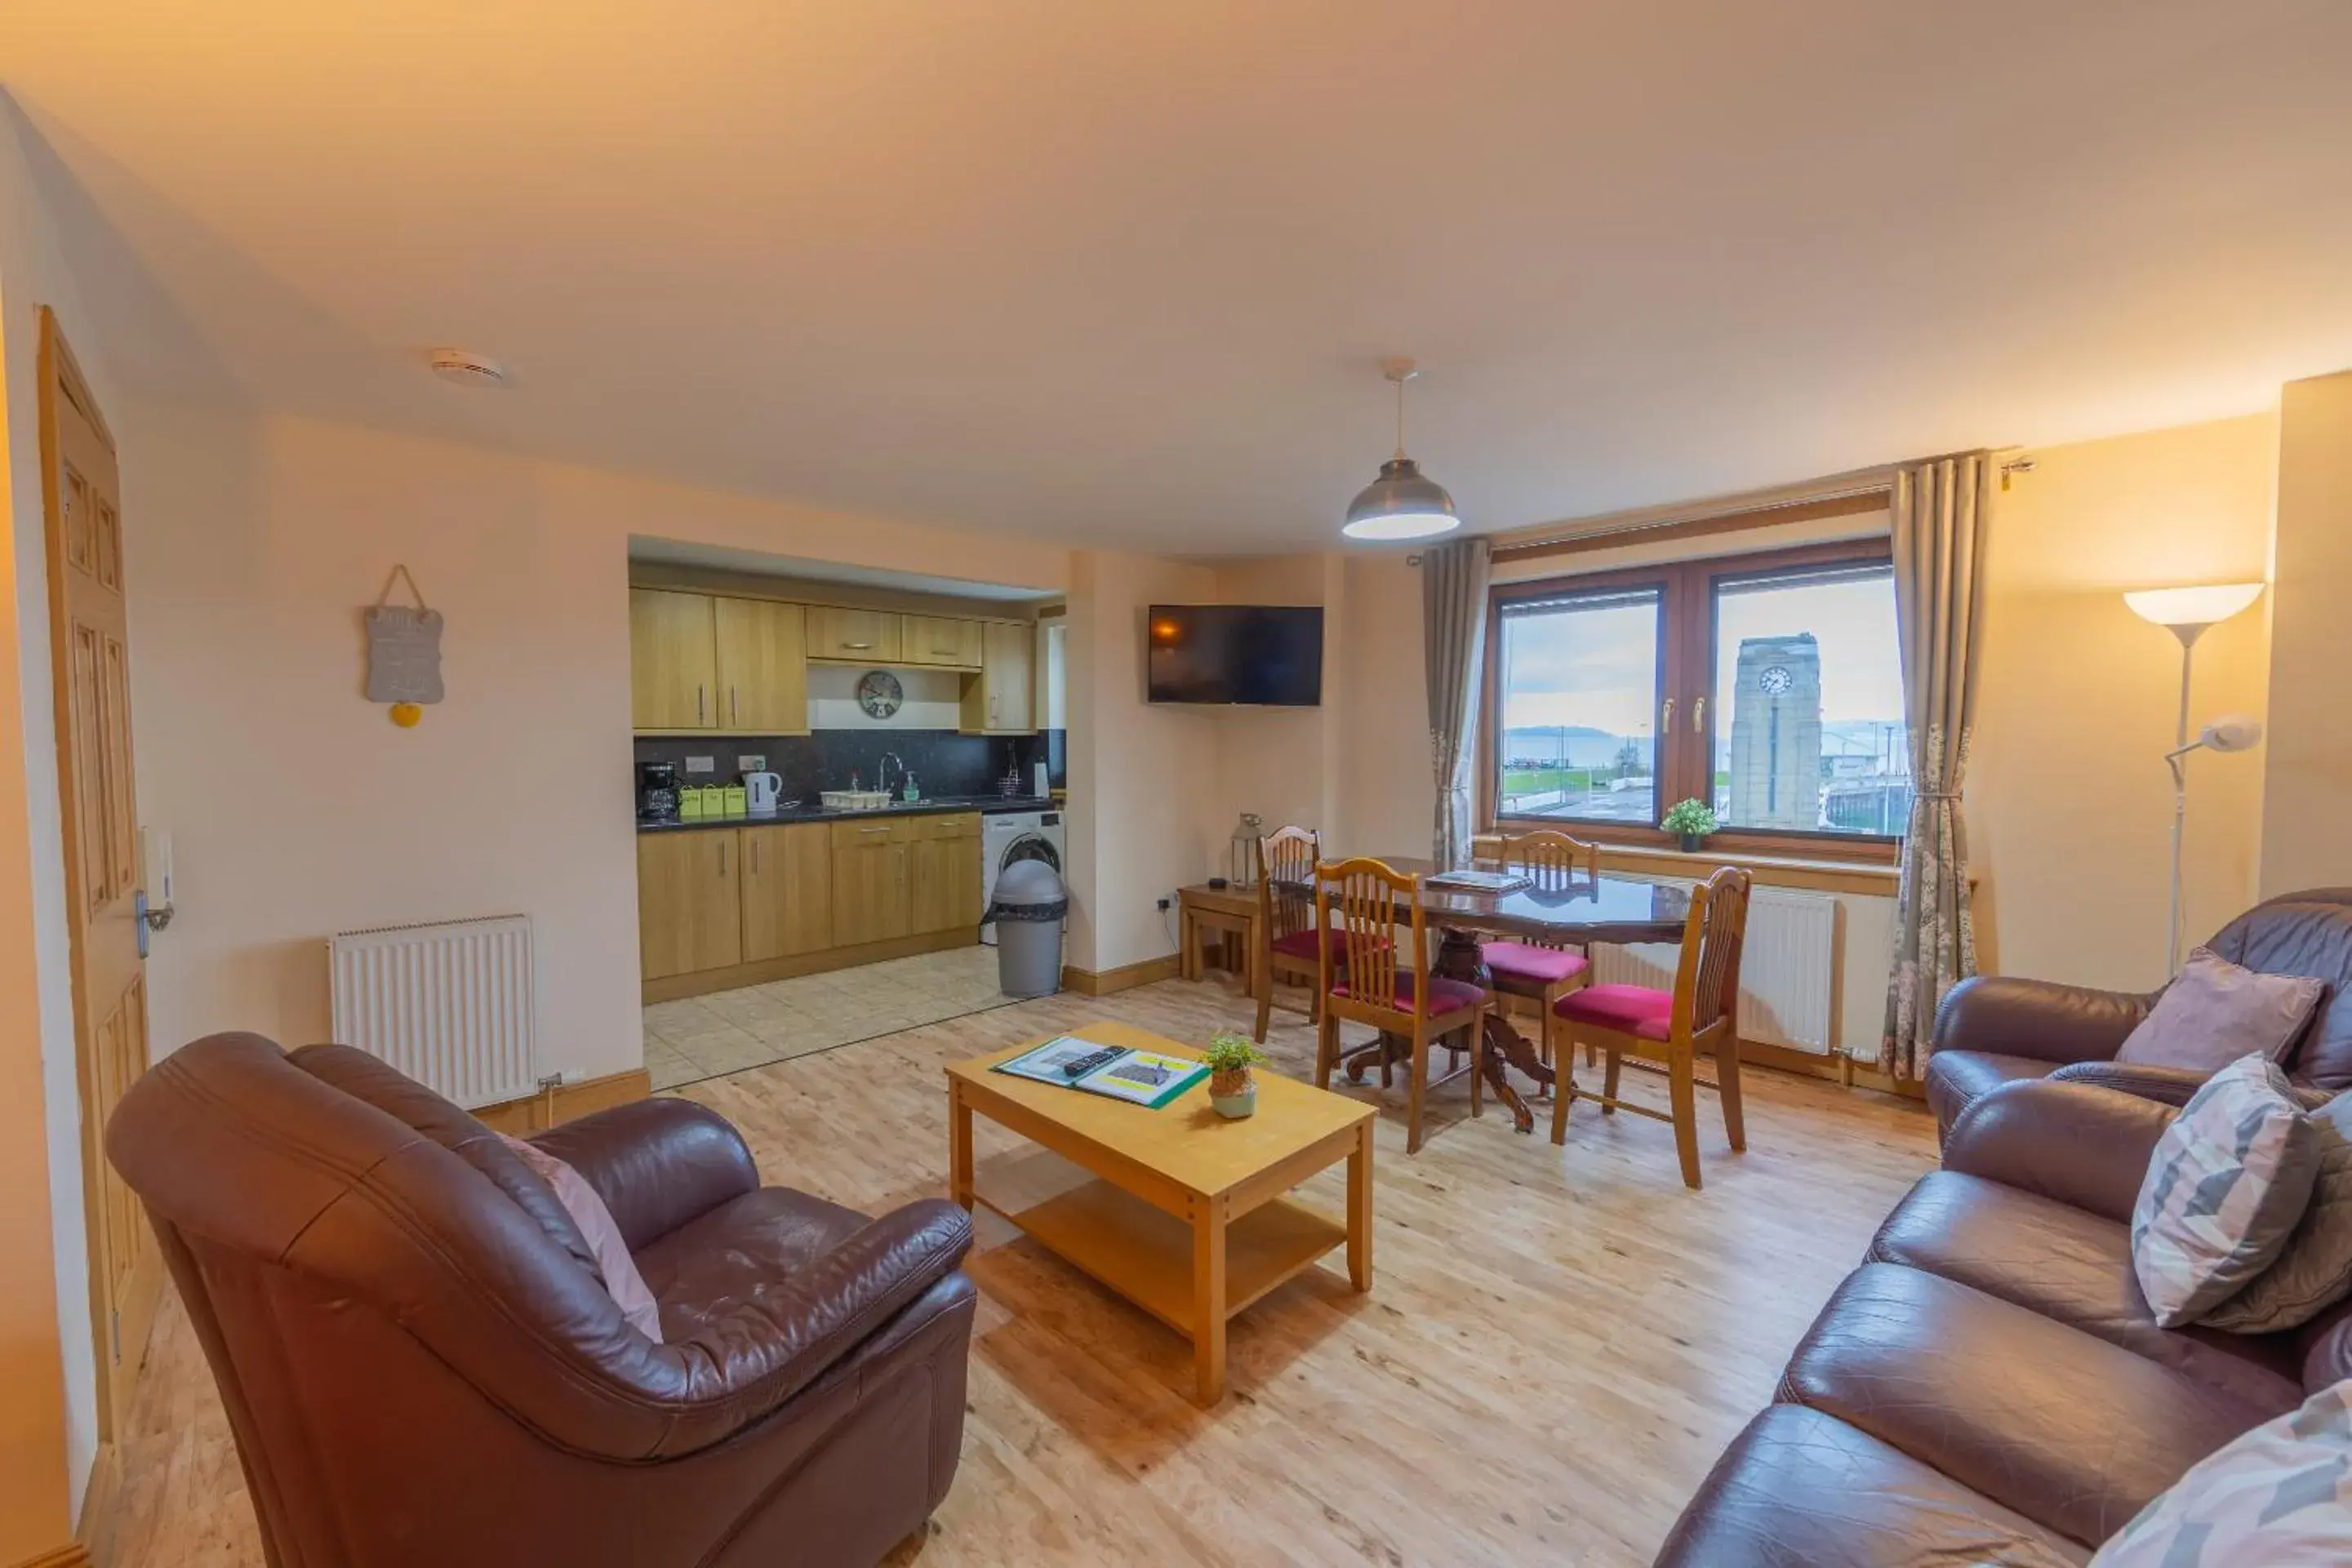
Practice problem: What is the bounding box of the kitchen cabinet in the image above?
[900,614,984,669]
[829,818,910,946]
[630,589,718,729]
[637,830,742,979]
[808,606,903,664]
[740,821,832,962]
[960,620,1034,734]
[713,597,809,733]
[907,814,984,935]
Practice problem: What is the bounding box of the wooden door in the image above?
[636,830,742,979]
[713,597,808,733]
[740,822,832,962]
[39,310,161,1443]
[901,614,983,669]
[829,820,910,946]
[969,620,1034,733]
[808,606,903,663]
[907,817,984,935]
[629,589,718,729]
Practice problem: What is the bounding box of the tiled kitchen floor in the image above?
[641,944,1020,1090]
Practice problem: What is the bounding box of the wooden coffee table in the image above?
[945,1019,1375,1403]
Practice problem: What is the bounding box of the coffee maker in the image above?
[637,760,681,824]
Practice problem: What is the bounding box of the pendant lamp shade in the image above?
[1342,359,1461,541]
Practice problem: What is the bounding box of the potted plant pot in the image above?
[1210,1067,1257,1119]
[1679,832,1703,852]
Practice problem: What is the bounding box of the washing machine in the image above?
[980,809,1065,944]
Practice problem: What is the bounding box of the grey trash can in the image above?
[986,860,1068,997]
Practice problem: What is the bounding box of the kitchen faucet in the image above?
[877,752,905,797]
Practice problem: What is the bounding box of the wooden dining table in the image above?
[1274,857,1692,1135]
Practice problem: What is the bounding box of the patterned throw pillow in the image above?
[2132,1054,2322,1327]
[2205,1092,2352,1334]
[2091,1379,2352,1564]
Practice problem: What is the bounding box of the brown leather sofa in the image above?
[1924,888,2352,1139]
[104,1033,976,1568]
[1654,1077,2352,1565]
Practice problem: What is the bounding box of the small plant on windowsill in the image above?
[1203,1029,1268,1119]
[1661,797,1720,853]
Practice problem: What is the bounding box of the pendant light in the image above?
[1342,357,1460,541]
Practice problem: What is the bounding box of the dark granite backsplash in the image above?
[634,731,1047,803]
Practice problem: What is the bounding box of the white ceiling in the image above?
[8,2,2350,556]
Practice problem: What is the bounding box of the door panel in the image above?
[901,614,983,669]
[39,309,160,1444]
[741,823,833,961]
[629,589,718,729]
[909,837,984,935]
[829,833,909,947]
[808,606,903,663]
[713,597,809,734]
[637,831,742,979]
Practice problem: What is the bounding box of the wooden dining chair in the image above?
[1252,825,1328,1042]
[1475,829,1598,1068]
[1314,857,1489,1155]
[1548,865,1753,1189]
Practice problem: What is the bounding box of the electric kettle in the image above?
[744,771,785,813]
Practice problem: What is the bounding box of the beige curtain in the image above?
[1883,454,1991,1078]
[1422,537,1492,870]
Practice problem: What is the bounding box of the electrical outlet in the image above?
[736,753,767,773]
[1155,896,1172,912]
[683,756,715,775]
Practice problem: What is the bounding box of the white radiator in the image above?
[1591,886,1840,1055]
[328,914,538,1108]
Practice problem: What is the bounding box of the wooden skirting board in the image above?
[471,1068,653,1135]
[642,928,976,1004]
[13,1544,92,1568]
[1061,955,1181,996]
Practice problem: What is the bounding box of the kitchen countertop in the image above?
[638,794,1057,833]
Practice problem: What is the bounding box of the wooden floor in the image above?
[108,975,1936,1567]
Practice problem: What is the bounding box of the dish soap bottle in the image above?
[902,771,920,802]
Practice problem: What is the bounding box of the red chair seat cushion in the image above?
[1481,941,1591,990]
[1332,972,1487,1016]
[1269,929,1388,963]
[1553,982,1674,1042]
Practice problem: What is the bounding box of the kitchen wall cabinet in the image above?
[808,606,903,664]
[959,620,1034,734]
[829,818,909,946]
[900,614,984,669]
[739,821,832,962]
[637,830,742,979]
[713,597,809,733]
[630,589,718,729]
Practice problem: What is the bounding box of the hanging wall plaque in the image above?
[365,564,444,716]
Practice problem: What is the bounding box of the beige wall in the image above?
[1972,413,2278,991]
[0,104,103,1552]
[1063,549,1220,971]
[2260,370,2352,897]
[121,402,1072,1083]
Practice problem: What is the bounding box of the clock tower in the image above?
[1726,635,1823,829]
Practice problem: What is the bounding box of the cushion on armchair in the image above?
[2116,948,2328,1073]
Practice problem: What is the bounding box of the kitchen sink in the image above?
[820,790,895,811]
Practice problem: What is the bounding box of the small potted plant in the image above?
[1661,797,1719,853]
[1203,1029,1267,1119]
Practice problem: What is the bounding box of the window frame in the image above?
[1480,539,1902,864]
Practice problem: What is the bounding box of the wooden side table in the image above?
[1176,882,1260,994]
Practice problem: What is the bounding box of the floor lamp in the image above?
[2123,583,2265,975]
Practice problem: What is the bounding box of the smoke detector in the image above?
[426,349,510,388]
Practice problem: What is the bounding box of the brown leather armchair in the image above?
[104,1033,976,1568]
[1924,887,2352,1139]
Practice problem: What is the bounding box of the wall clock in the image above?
[856,669,904,719]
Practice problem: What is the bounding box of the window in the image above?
[1487,543,1910,853]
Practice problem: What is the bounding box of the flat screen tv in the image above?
[1147,605,1323,706]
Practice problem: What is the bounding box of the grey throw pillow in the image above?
[2202,1091,2352,1333]
[2117,948,2327,1073]
[2132,1053,2322,1327]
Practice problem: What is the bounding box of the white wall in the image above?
[2261,371,2352,897]
[121,402,1071,1081]
[0,100,103,1540]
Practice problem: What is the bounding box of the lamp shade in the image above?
[1341,458,1460,541]
[2123,582,2264,629]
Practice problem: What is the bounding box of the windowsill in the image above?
[1594,842,1901,898]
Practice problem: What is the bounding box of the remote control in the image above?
[1060,1048,1123,1078]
